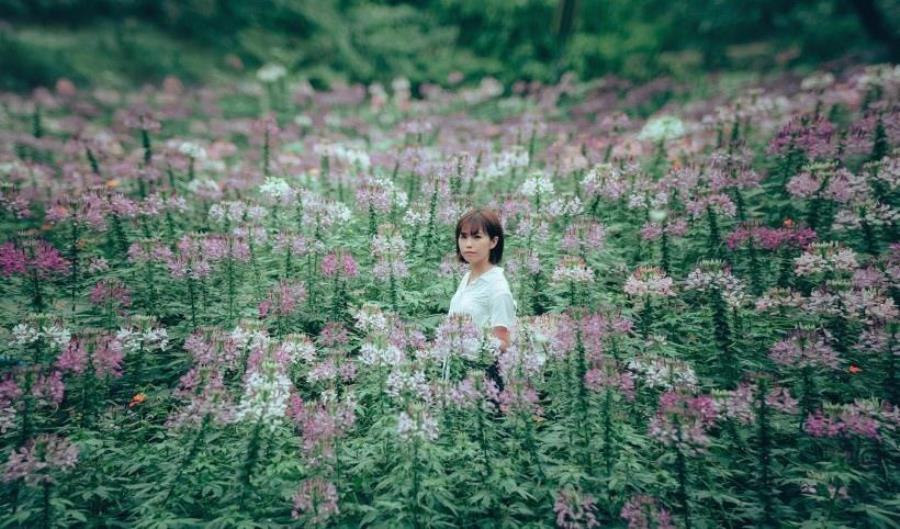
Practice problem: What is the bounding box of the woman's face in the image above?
[458,225,498,267]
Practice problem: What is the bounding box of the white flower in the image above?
[187,178,221,196]
[326,202,353,223]
[281,335,317,363]
[397,410,439,442]
[259,177,293,201]
[42,325,71,350]
[257,63,287,83]
[234,370,293,426]
[520,173,555,197]
[178,142,208,160]
[12,324,39,346]
[638,115,685,143]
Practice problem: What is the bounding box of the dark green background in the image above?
[1,0,898,91]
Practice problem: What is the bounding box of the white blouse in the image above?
[448,266,517,330]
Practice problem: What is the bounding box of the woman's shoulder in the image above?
[489,267,513,294]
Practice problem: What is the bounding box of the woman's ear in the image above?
[490,236,499,249]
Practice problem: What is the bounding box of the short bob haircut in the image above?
[455,208,504,264]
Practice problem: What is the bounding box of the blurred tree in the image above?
[0,0,897,89]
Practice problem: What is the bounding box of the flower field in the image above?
[1,65,899,528]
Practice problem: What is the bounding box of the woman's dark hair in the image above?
[455,208,504,264]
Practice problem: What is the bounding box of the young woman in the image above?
[448,208,517,390]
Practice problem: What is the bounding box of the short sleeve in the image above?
[490,291,517,329]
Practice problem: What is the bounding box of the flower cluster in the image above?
[627,354,699,391]
[712,382,799,424]
[291,477,340,525]
[623,267,676,298]
[551,255,595,285]
[519,172,555,198]
[648,391,719,452]
[258,280,307,318]
[769,328,841,370]
[3,434,79,486]
[431,313,483,363]
[396,408,439,442]
[620,495,675,529]
[553,486,600,529]
[682,261,747,308]
[371,226,409,281]
[356,175,408,213]
[0,239,69,278]
[793,242,859,276]
[804,399,900,441]
[726,222,816,251]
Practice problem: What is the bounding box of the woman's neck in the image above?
[469,261,494,277]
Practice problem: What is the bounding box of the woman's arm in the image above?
[493,326,510,352]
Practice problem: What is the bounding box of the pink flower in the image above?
[56,338,88,374]
[0,242,27,276]
[621,495,675,529]
[291,478,339,524]
[89,279,132,309]
[769,329,840,370]
[94,335,125,378]
[318,322,349,347]
[259,280,307,319]
[31,370,65,407]
[554,486,600,529]
[321,252,339,277]
[3,434,79,486]
[648,391,718,452]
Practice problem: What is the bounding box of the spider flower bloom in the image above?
[624,266,676,298]
[355,175,408,213]
[793,242,859,276]
[561,219,606,253]
[804,399,897,440]
[89,279,132,310]
[431,313,483,363]
[554,486,600,529]
[769,328,841,370]
[320,250,358,278]
[291,477,339,524]
[234,367,294,427]
[620,495,675,529]
[0,240,69,278]
[371,227,410,281]
[683,260,748,308]
[648,391,718,453]
[3,434,79,486]
[289,395,357,465]
[767,114,836,160]
[551,255,595,285]
[258,280,307,319]
[396,407,439,442]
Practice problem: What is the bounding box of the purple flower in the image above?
[89,279,132,309]
[291,477,339,524]
[621,495,675,529]
[31,370,65,407]
[0,242,27,276]
[0,240,69,278]
[554,486,600,529]
[648,391,719,452]
[317,322,349,347]
[93,335,125,379]
[769,329,841,370]
[768,114,836,160]
[3,434,79,486]
[56,338,88,374]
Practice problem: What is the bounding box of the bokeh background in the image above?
[2,0,899,92]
